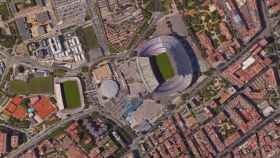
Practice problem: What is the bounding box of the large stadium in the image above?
[137,35,194,96]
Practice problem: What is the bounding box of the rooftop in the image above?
[92,64,113,83]
[4,96,26,120]
[99,80,119,98]
[30,96,56,119]
[127,99,163,130]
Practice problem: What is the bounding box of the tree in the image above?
[49,97,57,104]
[203,68,215,76]
[167,104,176,111]
[21,98,31,108]
[53,69,66,77]
[81,66,89,73]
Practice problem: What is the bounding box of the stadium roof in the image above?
[137,35,194,95]
[100,80,119,98]
[137,57,159,93]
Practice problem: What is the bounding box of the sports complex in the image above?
[54,77,85,111]
[137,35,194,96]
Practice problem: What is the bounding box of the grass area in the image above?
[184,0,198,9]
[144,0,171,14]
[183,2,227,50]
[155,53,175,80]
[0,3,10,20]
[48,128,65,139]
[108,41,122,54]
[0,32,17,48]
[48,123,70,139]
[61,80,81,109]
[161,0,172,14]
[29,77,54,94]
[0,95,9,107]
[198,78,225,102]
[79,134,95,153]
[9,76,54,95]
[9,80,28,95]
[0,21,22,48]
[115,126,136,144]
[53,69,66,77]
[81,66,89,74]
[76,26,99,50]
[8,117,30,129]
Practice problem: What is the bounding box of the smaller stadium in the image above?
[137,35,194,96]
[54,77,85,111]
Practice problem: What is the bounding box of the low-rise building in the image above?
[48,33,86,63]
[52,0,87,28]
[222,39,272,87]
[96,0,144,49]
[11,135,19,149]
[4,96,26,120]
[92,64,113,84]
[0,132,7,155]
[30,33,86,67]
[225,95,262,133]
[29,96,57,122]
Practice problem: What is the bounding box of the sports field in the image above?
[61,80,81,109]
[155,53,174,80]
[9,76,54,95]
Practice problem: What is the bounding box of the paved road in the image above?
[1,1,275,157]
[5,104,126,158]
[217,108,280,157]
[0,53,55,87]
[176,0,271,106]
[86,0,109,55]
[0,123,30,138]
[215,2,276,156]
[74,12,162,70]
[217,0,270,73]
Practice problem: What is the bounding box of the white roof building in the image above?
[136,57,159,93]
[99,80,119,98]
[242,56,255,70]
[54,82,64,110]
[48,33,86,64]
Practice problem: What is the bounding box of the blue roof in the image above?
[27,108,34,113]
[123,97,143,118]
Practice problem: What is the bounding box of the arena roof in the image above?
[100,80,119,98]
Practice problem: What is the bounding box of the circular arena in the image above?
[137,35,194,96]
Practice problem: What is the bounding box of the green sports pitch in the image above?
[154,53,175,80]
[61,80,81,109]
